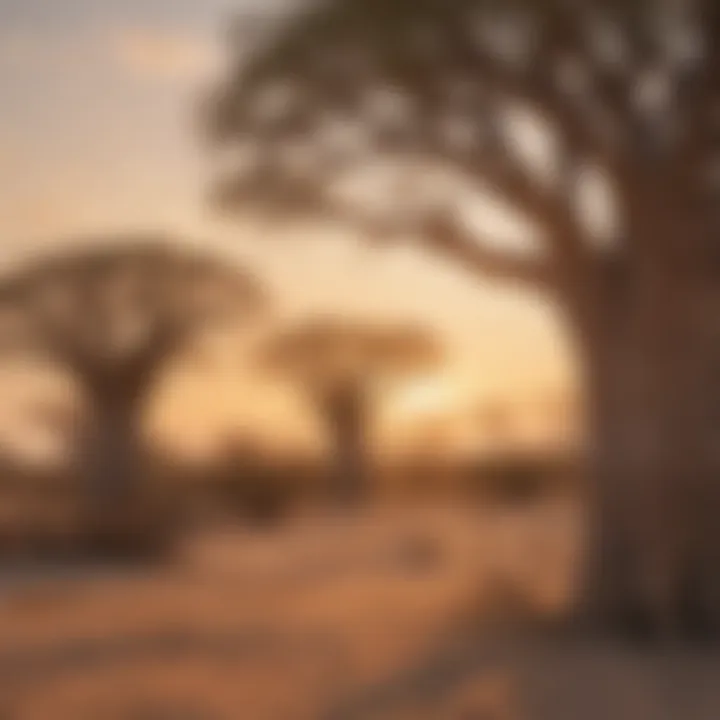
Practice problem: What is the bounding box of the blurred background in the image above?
[1,1,718,718]
[0,0,580,554]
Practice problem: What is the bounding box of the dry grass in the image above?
[2,501,719,719]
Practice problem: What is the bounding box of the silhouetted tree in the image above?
[0,238,264,529]
[208,1,720,637]
[260,318,439,504]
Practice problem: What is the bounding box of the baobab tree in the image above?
[0,238,264,539]
[260,318,439,504]
[207,1,720,637]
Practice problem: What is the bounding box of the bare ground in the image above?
[1,502,719,719]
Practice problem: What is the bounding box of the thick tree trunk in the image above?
[330,412,366,506]
[323,384,369,506]
[77,375,152,554]
[83,393,143,510]
[578,259,720,640]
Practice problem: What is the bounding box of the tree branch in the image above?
[216,156,554,292]
[417,211,554,291]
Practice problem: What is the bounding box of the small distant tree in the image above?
[260,318,440,504]
[0,237,264,530]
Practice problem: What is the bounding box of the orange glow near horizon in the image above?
[0,1,578,453]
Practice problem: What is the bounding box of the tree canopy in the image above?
[260,316,440,396]
[209,0,720,328]
[0,237,265,384]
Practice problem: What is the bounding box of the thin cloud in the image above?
[0,29,106,73]
[109,28,221,83]
[0,26,220,84]
[0,31,81,69]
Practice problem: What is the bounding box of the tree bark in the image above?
[577,257,720,640]
[76,370,153,553]
[323,383,369,507]
[83,392,143,510]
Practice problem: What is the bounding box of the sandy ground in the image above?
[1,502,720,719]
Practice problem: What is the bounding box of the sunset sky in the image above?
[0,0,577,451]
